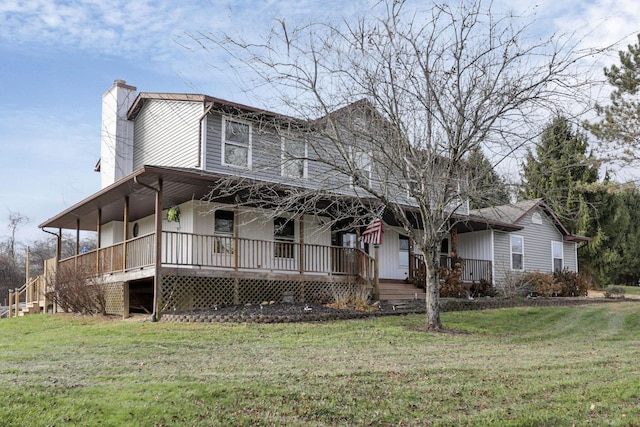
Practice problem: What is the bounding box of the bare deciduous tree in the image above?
[189,0,592,329]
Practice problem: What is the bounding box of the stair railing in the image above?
[7,276,44,318]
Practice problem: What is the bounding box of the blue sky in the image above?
[0,0,638,244]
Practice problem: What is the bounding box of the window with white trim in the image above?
[214,210,234,254]
[552,241,563,272]
[281,138,307,179]
[222,118,251,168]
[511,235,524,270]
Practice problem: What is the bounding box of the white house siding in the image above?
[101,221,124,247]
[376,227,408,281]
[132,99,202,170]
[457,230,492,260]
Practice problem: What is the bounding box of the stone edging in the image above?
[160,297,632,324]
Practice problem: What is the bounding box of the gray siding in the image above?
[203,112,459,210]
[204,112,375,196]
[518,209,566,273]
[492,207,579,287]
[133,99,202,169]
[563,241,578,271]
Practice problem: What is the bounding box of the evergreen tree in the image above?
[467,148,511,209]
[521,115,599,235]
[587,34,640,162]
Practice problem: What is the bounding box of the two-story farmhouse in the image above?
[35,80,588,319]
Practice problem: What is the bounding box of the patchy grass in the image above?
[1,304,640,426]
[619,285,640,297]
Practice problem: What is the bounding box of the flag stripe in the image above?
[362,218,383,245]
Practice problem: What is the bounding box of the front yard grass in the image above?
[1,302,639,426]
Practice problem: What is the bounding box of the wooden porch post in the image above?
[373,244,380,300]
[233,206,239,272]
[123,196,129,271]
[96,209,102,274]
[25,247,31,304]
[450,227,458,257]
[75,219,80,268]
[8,289,14,318]
[56,228,62,263]
[152,179,163,322]
[299,216,305,275]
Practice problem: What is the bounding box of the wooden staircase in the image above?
[378,279,426,302]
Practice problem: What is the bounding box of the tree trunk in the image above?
[424,254,442,330]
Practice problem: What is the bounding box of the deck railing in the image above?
[57,232,373,281]
[409,253,492,283]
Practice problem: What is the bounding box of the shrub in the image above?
[495,268,533,298]
[45,264,107,315]
[439,257,465,298]
[553,270,590,297]
[326,284,374,311]
[526,272,562,297]
[603,286,625,299]
[469,279,497,298]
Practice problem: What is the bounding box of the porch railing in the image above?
[409,253,492,284]
[57,232,373,281]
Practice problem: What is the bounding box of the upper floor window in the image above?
[511,235,524,270]
[350,148,371,187]
[222,118,251,169]
[552,241,563,272]
[281,138,307,179]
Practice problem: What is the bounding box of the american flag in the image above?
[361,218,383,245]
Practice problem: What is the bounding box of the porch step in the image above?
[378,280,426,301]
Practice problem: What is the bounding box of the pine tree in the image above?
[588,34,640,161]
[521,116,599,235]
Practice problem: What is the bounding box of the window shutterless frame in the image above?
[510,235,524,271]
[222,117,252,169]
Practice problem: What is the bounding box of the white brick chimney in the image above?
[100,79,137,188]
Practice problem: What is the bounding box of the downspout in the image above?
[197,102,214,168]
[134,176,162,322]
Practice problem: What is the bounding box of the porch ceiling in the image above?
[39,166,234,232]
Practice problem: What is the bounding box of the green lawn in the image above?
[2,303,640,426]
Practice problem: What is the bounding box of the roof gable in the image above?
[469,199,589,242]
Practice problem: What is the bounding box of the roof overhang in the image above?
[39,166,237,232]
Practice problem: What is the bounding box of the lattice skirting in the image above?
[103,282,125,316]
[159,275,365,314]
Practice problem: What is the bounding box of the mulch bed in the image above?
[160,296,633,324]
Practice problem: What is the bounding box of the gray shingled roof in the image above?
[468,198,544,224]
